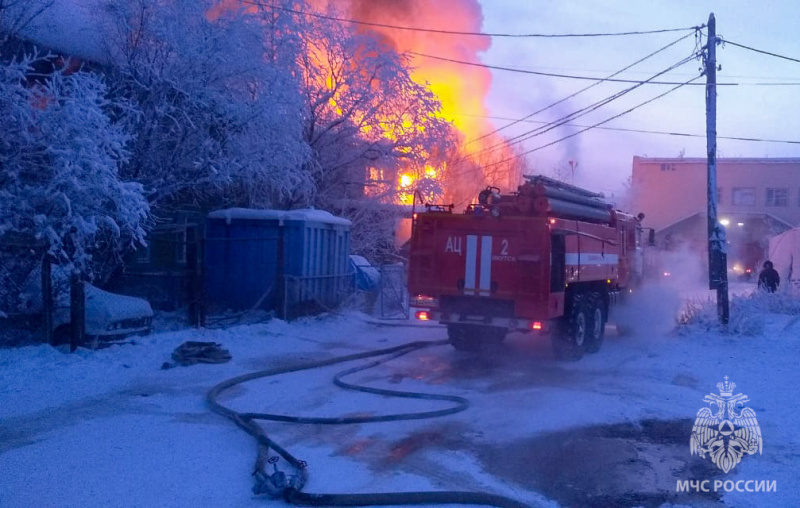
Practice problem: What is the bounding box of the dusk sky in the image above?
[478,0,800,195]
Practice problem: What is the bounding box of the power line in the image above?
[480,75,702,170]
[408,51,713,85]
[241,1,701,38]
[409,51,800,86]
[721,38,800,64]
[467,31,698,145]
[476,67,800,82]
[458,113,800,145]
[471,54,699,159]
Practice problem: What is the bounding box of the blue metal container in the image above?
[204,209,351,315]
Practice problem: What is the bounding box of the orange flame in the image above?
[341,0,492,138]
[211,0,523,205]
[316,0,523,203]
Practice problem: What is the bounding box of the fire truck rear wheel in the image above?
[553,298,589,361]
[584,295,606,354]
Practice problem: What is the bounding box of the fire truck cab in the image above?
[408,175,645,360]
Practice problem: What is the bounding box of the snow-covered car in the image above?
[17,270,153,345]
[51,284,153,344]
[349,255,381,292]
[348,255,381,314]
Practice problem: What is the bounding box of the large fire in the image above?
[211,0,523,206]
[341,0,491,138]
[317,0,523,205]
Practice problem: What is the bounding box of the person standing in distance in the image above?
[758,260,780,293]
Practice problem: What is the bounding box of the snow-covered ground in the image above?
[1,286,799,507]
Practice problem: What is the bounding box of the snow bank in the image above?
[678,290,800,336]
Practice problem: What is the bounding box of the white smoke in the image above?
[612,284,683,337]
[612,244,708,336]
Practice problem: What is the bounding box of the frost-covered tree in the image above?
[0,56,148,277]
[0,0,54,46]
[262,2,455,258]
[101,0,312,211]
[295,6,456,207]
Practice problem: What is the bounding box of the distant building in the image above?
[631,156,800,277]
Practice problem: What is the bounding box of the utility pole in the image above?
[705,12,730,324]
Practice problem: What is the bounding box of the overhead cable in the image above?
[467,30,699,145]
[721,38,800,64]
[459,113,800,145]
[472,54,698,159]
[481,75,703,170]
[243,1,701,38]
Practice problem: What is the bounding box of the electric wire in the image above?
[458,113,800,145]
[481,74,703,171]
[467,30,699,145]
[242,0,700,38]
[409,51,714,86]
[409,51,800,86]
[471,54,699,160]
[721,38,800,64]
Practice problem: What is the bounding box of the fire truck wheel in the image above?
[553,298,589,361]
[584,296,605,354]
[448,324,475,351]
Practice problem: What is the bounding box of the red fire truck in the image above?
[408,175,646,360]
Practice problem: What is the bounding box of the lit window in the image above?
[732,187,755,206]
[765,188,788,207]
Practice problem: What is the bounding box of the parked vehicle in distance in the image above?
[18,269,153,345]
[349,255,381,314]
[52,284,153,344]
[349,255,381,292]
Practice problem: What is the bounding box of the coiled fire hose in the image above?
[207,339,529,507]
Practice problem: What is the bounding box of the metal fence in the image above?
[378,264,409,319]
[110,269,193,312]
[283,272,356,321]
[0,238,49,346]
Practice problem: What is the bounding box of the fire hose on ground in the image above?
[207,339,529,508]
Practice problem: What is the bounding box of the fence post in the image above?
[186,225,201,327]
[198,228,207,327]
[277,224,286,319]
[42,254,54,344]
[70,271,84,352]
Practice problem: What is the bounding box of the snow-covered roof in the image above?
[207,208,351,226]
[9,0,111,64]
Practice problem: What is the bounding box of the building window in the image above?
[765,188,788,207]
[732,187,756,206]
[660,163,676,171]
[717,187,722,205]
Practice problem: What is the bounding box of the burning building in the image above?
[303,0,526,207]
